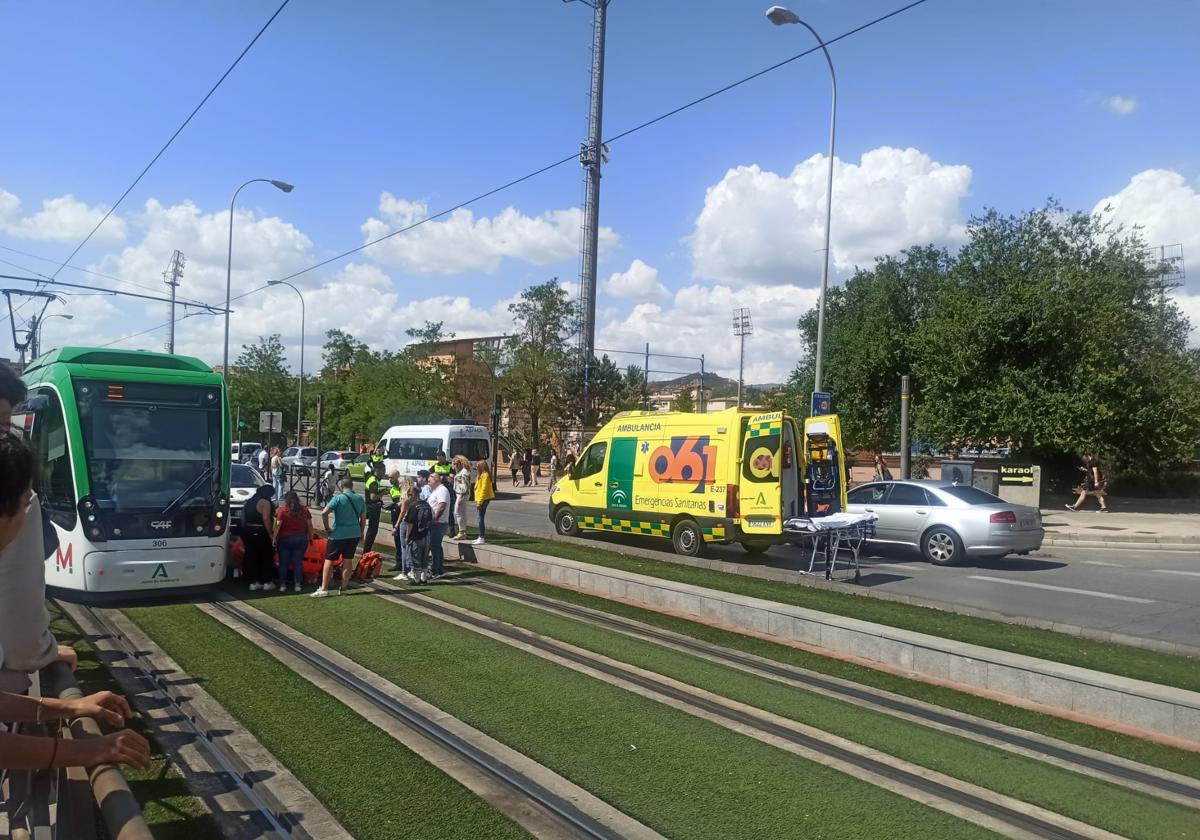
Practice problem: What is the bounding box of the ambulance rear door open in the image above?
[738,412,787,536]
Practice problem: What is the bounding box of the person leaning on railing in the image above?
[0,683,150,770]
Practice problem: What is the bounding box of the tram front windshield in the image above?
[74,380,222,512]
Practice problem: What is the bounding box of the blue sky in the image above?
[2,0,1198,382]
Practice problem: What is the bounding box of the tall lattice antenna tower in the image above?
[163,249,186,354]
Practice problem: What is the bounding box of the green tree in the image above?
[913,205,1200,475]
[501,280,579,444]
[228,335,296,442]
[671,383,696,413]
[782,245,949,451]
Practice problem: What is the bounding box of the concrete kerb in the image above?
[444,540,1200,748]
[468,527,1200,659]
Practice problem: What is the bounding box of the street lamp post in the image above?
[223,178,294,384]
[268,280,305,444]
[35,313,73,354]
[766,5,837,395]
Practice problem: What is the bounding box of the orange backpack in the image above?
[354,551,382,581]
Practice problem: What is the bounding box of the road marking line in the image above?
[966,576,1157,603]
[1151,569,1200,578]
[1080,560,1124,568]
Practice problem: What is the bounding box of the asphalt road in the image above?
[474,489,1200,651]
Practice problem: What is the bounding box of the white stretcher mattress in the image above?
[783,511,878,533]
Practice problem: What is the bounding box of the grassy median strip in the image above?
[484,530,1200,692]
[486,572,1200,781]
[249,592,997,840]
[50,602,222,840]
[425,583,1198,839]
[123,603,530,840]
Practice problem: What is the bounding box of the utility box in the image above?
[972,470,999,495]
[940,460,974,487]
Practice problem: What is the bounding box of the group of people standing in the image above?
[508,448,542,487]
[239,447,498,597]
[386,453,495,586]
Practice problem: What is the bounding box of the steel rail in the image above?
[469,580,1200,804]
[374,585,1100,840]
[209,598,623,840]
[74,604,290,839]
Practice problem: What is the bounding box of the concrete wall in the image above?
[445,539,1200,747]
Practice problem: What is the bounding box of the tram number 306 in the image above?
[152,540,168,548]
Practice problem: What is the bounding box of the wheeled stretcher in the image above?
[783,512,878,583]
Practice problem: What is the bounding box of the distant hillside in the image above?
[649,371,781,399]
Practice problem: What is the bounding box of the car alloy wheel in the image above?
[923,527,962,565]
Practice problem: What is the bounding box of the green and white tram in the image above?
[16,347,230,593]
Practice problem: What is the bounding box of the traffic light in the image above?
[493,393,503,418]
[238,419,247,430]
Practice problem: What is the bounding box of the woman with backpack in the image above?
[398,485,433,584]
[1066,453,1110,512]
[452,456,472,540]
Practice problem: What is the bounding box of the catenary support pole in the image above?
[577,0,609,424]
[899,375,910,480]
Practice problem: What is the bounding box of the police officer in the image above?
[362,460,384,554]
[432,450,454,534]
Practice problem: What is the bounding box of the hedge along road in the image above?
[478,487,1200,650]
[235,591,1002,840]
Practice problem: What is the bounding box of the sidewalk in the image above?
[1039,507,1200,549]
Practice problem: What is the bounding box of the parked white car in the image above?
[281,446,318,468]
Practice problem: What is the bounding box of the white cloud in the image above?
[92,198,314,304]
[690,146,971,285]
[1101,95,1138,116]
[1169,292,1200,346]
[360,193,619,275]
[597,283,819,384]
[1093,170,1200,277]
[0,187,127,243]
[601,259,669,302]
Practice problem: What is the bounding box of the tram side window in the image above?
[29,389,77,530]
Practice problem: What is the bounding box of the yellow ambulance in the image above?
[549,408,848,556]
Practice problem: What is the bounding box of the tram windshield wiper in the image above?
[160,463,216,516]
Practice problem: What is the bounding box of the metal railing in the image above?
[12,660,154,840]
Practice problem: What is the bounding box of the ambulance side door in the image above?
[739,420,783,534]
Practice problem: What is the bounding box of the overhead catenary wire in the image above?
[0,243,212,307]
[270,0,932,286]
[47,0,291,281]
[94,0,932,349]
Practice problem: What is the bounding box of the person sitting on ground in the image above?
[314,477,365,598]
[398,485,433,585]
[0,394,77,697]
[451,456,471,540]
[1066,452,1110,513]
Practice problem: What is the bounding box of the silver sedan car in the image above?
[846,480,1044,565]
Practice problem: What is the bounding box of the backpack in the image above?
[410,500,433,536]
[355,551,382,581]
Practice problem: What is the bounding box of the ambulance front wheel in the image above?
[555,506,581,537]
[671,519,706,558]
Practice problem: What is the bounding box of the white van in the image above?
[377,422,491,478]
[231,441,263,463]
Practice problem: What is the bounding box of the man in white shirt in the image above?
[256,447,269,475]
[426,473,451,579]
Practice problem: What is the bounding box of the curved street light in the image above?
[36,313,73,353]
[267,280,306,443]
[222,178,294,384]
[766,5,837,395]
